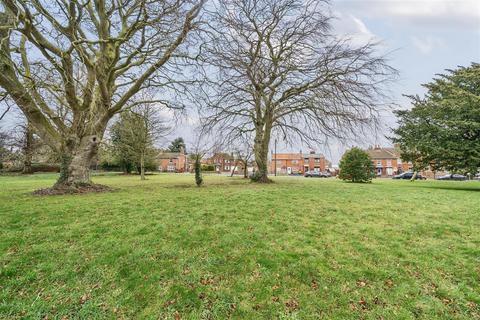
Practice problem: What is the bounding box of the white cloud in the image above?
[411,36,445,54]
[336,0,480,29]
[333,12,380,45]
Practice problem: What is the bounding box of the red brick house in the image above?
[365,145,410,177]
[205,152,254,175]
[270,151,329,175]
[206,152,236,173]
[158,149,188,172]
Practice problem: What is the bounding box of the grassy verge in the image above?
[0,174,479,319]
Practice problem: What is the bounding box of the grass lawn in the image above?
[0,173,479,319]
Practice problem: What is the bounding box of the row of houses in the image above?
[158,148,332,175]
[157,145,438,178]
[158,150,251,175]
[269,151,331,175]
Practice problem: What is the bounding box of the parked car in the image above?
[436,174,467,181]
[304,171,330,178]
[392,172,426,180]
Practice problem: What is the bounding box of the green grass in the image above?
[0,174,479,319]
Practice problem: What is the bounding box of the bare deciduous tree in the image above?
[0,91,11,121]
[111,103,169,180]
[0,0,204,190]
[199,0,396,182]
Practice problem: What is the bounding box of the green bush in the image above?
[339,147,374,183]
[201,164,215,172]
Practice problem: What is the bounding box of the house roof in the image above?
[365,147,399,159]
[272,153,302,160]
[210,152,234,160]
[158,152,184,159]
[302,153,325,158]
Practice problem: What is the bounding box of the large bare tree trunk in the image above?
[55,134,99,188]
[252,125,272,183]
[22,124,33,174]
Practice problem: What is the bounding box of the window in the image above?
[315,158,320,163]
[292,160,298,165]
[386,160,392,167]
[376,160,382,167]
[224,166,230,171]
[398,158,402,165]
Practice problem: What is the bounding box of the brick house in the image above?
[205,152,254,175]
[206,152,236,173]
[270,151,329,175]
[365,145,410,177]
[158,149,188,172]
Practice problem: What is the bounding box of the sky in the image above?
[318,0,480,163]
[1,0,479,165]
[173,0,480,164]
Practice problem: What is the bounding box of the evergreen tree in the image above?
[393,64,480,175]
[339,148,374,183]
[168,137,187,153]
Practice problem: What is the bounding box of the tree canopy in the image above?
[199,0,396,182]
[0,0,204,189]
[393,63,480,175]
[167,137,187,153]
[339,147,374,183]
[110,106,167,179]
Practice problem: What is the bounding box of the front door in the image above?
[287,167,292,175]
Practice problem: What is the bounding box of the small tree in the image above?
[339,148,374,183]
[110,105,168,180]
[192,153,203,187]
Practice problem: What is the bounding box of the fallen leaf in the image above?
[356,280,367,287]
[285,299,299,312]
[384,279,394,288]
[174,311,181,320]
[164,299,176,307]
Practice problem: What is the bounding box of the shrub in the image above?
[339,148,374,183]
[201,164,215,172]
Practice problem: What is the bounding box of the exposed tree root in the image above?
[33,183,112,196]
[250,174,273,183]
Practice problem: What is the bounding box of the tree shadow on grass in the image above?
[410,183,480,192]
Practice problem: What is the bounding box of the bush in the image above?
[201,164,215,172]
[339,148,374,183]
